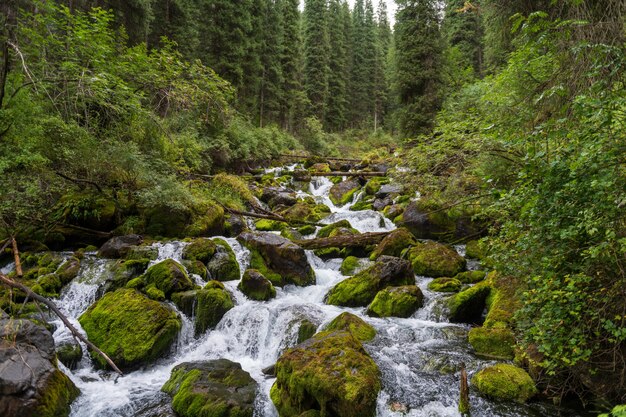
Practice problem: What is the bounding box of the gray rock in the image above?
[376,183,404,198]
[372,196,393,211]
[98,234,143,258]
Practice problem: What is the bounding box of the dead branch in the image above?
[55,171,103,193]
[57,223,112,238]
[0,273,123,375]
[459,362,470,415]
[278,154,361,162]
[295,231,390,249]
[306,171,387,177]
[10,236,22,277]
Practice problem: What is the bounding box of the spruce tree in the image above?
[325,0,349,131]
[394,0,444,136]
[258,0,284,126]
[278,0,305,131]
[303,0,330,121]
[442,0,484,79]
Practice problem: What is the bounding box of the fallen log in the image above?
[306,171,387,177]
[295,231,390,249]
[10,237,22,277]
[0,273,124,375]
[224,207,324,227]
[278,154,361,162]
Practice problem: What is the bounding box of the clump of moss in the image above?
[408,241,466,277]
[454,270,486,284]
[428,277,462,293]
[143,259,194,298]
[340,256,360,275]
[297,225,316,235]
[297,319,317,344]
[472,364,537,403]
[367,285,424,318]
[106,258,150,292]
[370,228,416,260]
[78,288,181,371]
[182,238,216,264]
[317,220,353,238]
[465,239,487,260]
[145,285,166,301]
[329,179,361,206]
[208,238,240,281]
[325,312,376,342]
[195,282,234,335]
[447,281,491,324]
[365,177,388,195]
[238,269,276,301]
[35,369,81,417]
[468,327,515,359]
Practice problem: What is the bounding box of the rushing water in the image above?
[19,168,588,417]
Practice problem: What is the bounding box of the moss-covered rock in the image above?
[447,281,491,324]
[143,259,194,298]
[279,201,331,223]
[297,225,316,236]
[349,200,374,211]
[238,232,315,287]
[105,258,150,293]
[56,258,81,284]
[468,327,515,360]
[172,282,234,336]
[339,256,360,275]
[297,320,317,344]
[182,239,217,264]
[483,271,521,329]
[124,245,158,261]
[472,364,537,403]
[281,228,303,241]
[324,312,375,342]
[207,239,240,281]
[145,285,166,301]
[98,235,144,259]
[329,178,361,206]
[454,270,487,284]
[182,260,208,281]
[255,219,287,231]
[55,340,82,370]
[78,289,181,371]
[427,277,463,293]
[465,239,487,260]
[162,359,257,417]
[326,256,414,307]
[238,269,276,301]
[364,177,388,195]
[367,285,424,318]
[316,220,353,238]
[369,228,416,260]
[270,331,380,417]
[408,241,466,278]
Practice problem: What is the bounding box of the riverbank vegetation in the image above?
[1,0,625,413]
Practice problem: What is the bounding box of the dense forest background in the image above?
[1,0,625,412]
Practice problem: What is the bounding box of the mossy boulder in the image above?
[483,272,522,329]
[329,178,361,206]
[145,201,224,238]
[364,177,388,195]
[366,285,424,318]
[465,239,487,260]
[172,282,234,336]
[255,219,287,231]
[454,270,487,284]
[339,256,360,275]
[143,259,194,298]
[237,232,315,287]
[399,200,456,241]
[98,234,144,258]
[33,256,80,297]
[472,364,537,403]
[207,239,240,282]
[104,258,150,293]
[297,320,318,344]
[447,281,491,324]
[182,260,208,281]
[317,220,353,238]
[78,289,180,370]
[162,359,257,417]
[309,162,331,173]
[427,277,462,293]
[324,312,376,342]
[369,228,416,260]
[326,256,414,307]
[468,327,515,360]
[238,269,276,301]
[280,201,331,223]
[56,257,81,283]
[408,241,466,278]
[124,245,158,261]
[182,239,217,264]
[55,340,83,370]
[270,331,381,417]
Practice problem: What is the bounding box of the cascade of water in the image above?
[0,261,15,275]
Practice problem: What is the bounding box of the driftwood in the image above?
[459,362,470,415]
[306,171,386,177]
[295,231,390,249]
[0,273,124,375]
[10,237,22,277]
[224,208,324,227]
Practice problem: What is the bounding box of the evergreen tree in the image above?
[303,0,330,121]
[147,0,199,58]
[258,0,284,126]
[238,0,264,116]
[442,0,483,78]
[394,0,444,136]
[278,0,305,131]
[324,0,349,131]
[372,0,390,130]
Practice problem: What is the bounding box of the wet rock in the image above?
[225,214,247,237]
[329,178,361,206]
[408,240,466,278]
[383,204,404,220]
[262,364,276,377]
[98,234,143,258]
[162,359,257,417]
[238,269,276,301]
[207,239,240,281]
[468,327,515,360]
[237,232,315,287]
[427,277,463,293]
[375,183,403,198]
[0,319,79,417]
[182,260,208,281]
[182,238,217,264]
[78,289,181,371]
[172,281,234,336]
[326,256,414,307]
[143,259,194,298]
[56,340,82,370]
[372,196,393,211]
[261,187,298,209]
[370,228,416,260]
[472,364,537,403]
[104,258,150,293]
[339,255,371,276]
[447,281,491,324]
[270,330,380,417]
[324,312,376,342]
[297,319,317,344]
[367,285,424,318]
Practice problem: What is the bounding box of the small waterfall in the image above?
[151,241,188,264]
[1,261,15,275]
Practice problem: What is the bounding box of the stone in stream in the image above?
[172,281,234,336]
[369,227,416,260]
[468,327,516,360]
[324,312,376,342]
[447,281,491,324]
[206,238,240,281]
[182,238,217,264]
[270,330,380,417]
[97,234,144,258]
[0,319,80,417]
[375,183,404,198]
[366,285,424,318]
[427,277,463,293]
[143,259,195,298]
[408,240,466,278]
[329,178,361,206]
[326,255,414,307]
[78,288,181,371]
[55,339,83,370]
[238,269,276,301]
[237,231,315,287]
[162,359,257,417]
[472,364,537,403]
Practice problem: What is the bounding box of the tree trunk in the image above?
[295,231,389,249]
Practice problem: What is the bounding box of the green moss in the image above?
[317,220,353,238]
[125,246,158,261]
[184,200,225,237]
[146,285,166,301]
[408,241,466,277]
[454,270,487,284]
[126,277,144,289]
[182,239,217,263]
[370,228,416,260]
[238,269,276,301]
[247,248,283,286]
[255,219,287,231]
[36,274,63,297]
[297,225,316,235]
[364,177,388,195]
[428,277,463,293]
[195,285,234,335]
[144,259,194,298]
[108,258,150,292]
[483,271,522,328]
[209,238,241,282]
[447,281,491,323]
[297,320,317,344]
[183,260,208,280]
[330,186,359,206]
[350,200,374,212]
[281,228,302,241]
[56,343,83,370]
[468,327,515,359]
[465,240,487,260]
[35,369,80,417]
[78,288,181,370]
[471,364,537,403]
[325,312,376,342]
[271,330,380,417]
[340,256,360,275]
[367,285,424,318]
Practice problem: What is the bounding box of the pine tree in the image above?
[324,0,349,131]
[258,0,284,126]
[394,0,444,136]
[238,0,264,116]
[148,0,199,58]
[278,0,305,131]
[303,0,330,121]
[442,0,484,79]
[372,0,390,130]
